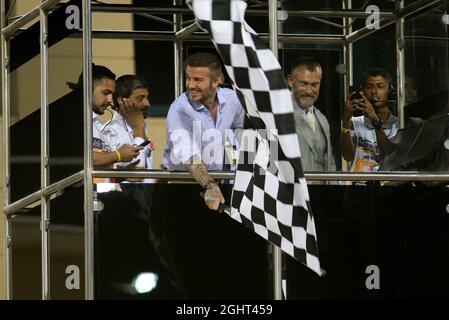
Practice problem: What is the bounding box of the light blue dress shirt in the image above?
[162,87,244,171]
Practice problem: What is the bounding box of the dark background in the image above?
[11,183,449,299]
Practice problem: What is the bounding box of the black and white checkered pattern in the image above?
[187,0,322,275]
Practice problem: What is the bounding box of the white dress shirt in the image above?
[99,111,153,170]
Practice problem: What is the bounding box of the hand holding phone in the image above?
[349,85,364,116]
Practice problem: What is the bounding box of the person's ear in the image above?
[388,84,396,101]
[113,97,125,111]
[212,76,220,88]
[287,74,293,89]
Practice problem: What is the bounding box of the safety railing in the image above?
[2,0,448,300]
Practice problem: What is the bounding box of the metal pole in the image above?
[70,30,346,44]
[1,0,62,40]
[268,0,283,301]
[39,3,50,300]
[173,0,184,98]
[5,167,449,215]
[397,0,442,20]
[82,0,95,300]
[4,171,84,217]
[343,0,353,93]
[174,22,198,40]
[345,19,395,44]
[87,170,449,182]
[343,0,353,172]
[89,4,395,19]
[1,0,12,300]
[396,0,406,129]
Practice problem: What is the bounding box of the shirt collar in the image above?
[216,88,226,113]
[188,87,225,113]
[291,93,315,116]
[111,111,133,133]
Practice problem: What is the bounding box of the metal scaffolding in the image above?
[1,0,448,300]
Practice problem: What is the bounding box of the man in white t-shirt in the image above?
[341,68,399,172]
[68,64,143,168]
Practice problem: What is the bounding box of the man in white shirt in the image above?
[68,64,143,168]
[102,75,153,172]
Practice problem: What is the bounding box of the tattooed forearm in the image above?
[185,155,211,188]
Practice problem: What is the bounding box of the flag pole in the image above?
[268,0,284,301]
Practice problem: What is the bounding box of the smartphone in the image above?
[139,140,150,147]
[349,85,363,100]
[349,85,364,117]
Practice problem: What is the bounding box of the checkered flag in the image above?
[187,0,322,275]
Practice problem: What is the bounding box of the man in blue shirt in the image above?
[162,52,245,210]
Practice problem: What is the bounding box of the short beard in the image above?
[93,107,104,115]
[295,94,316,109]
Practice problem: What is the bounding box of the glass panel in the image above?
[93,182,449,299]
[404,0,422,6]
[283,0,344,36]
[404,4,449,117]
[11,212,41,299]
[135,39,174,117]
[9,49,41,123]
[94,183,268,299]
[6,1,40,30]
[48,35,83,184]
[282,0,395,36]
[10,185,85,299]
[9,50,41,202]
[287,184,449,299]
[49,186,84,299]
[391,3,449,173]
[133,0,173,32]
[352,25,396,87]
[351,0,395,11]
[281,46,344,172]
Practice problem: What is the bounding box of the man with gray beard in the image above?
[287,56,336,176]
